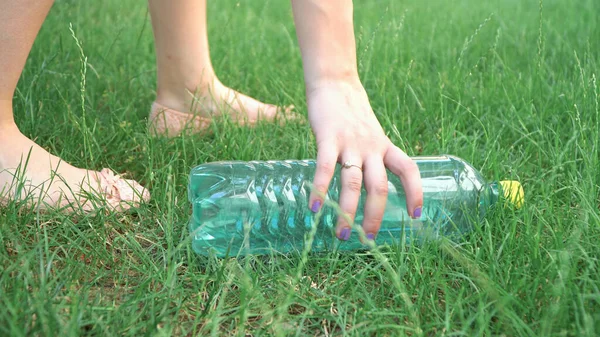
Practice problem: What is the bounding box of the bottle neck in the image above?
[488,181,502,206]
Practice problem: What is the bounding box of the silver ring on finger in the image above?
[342,161,362,171]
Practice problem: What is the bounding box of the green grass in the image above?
[2,0,599,335]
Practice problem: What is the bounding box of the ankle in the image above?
[0,122,20,141]
[0,100,17,131]
[155,75,224,113]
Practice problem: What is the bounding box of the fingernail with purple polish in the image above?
[413,207,422,218]
[339,228,351,241]
[366,233,375,241]
[311,200,321,213]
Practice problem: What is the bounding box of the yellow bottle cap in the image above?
[499,180,524,209]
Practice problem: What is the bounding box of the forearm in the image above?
[291,0,360,91]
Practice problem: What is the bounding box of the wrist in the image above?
[305,74,363,95]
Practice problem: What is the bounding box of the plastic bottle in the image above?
[187,155,524,257]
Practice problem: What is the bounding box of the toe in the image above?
[98,169,150,211]
[277,104,306,125]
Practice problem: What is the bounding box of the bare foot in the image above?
[0,127,150,213]
[149,78,301,137]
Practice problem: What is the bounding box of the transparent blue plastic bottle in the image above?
[187,155,523,257]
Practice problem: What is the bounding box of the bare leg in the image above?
[147,0,296,137]
[0,0,149,212]
[0,0,53,127]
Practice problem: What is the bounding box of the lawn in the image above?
[1,0,599,335]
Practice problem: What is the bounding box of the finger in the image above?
[335,155,363,241]
[361,155,389,242]
[309,140,338,213]
[384,146,423,218]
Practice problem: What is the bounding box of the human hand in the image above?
[306,79,423,242]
